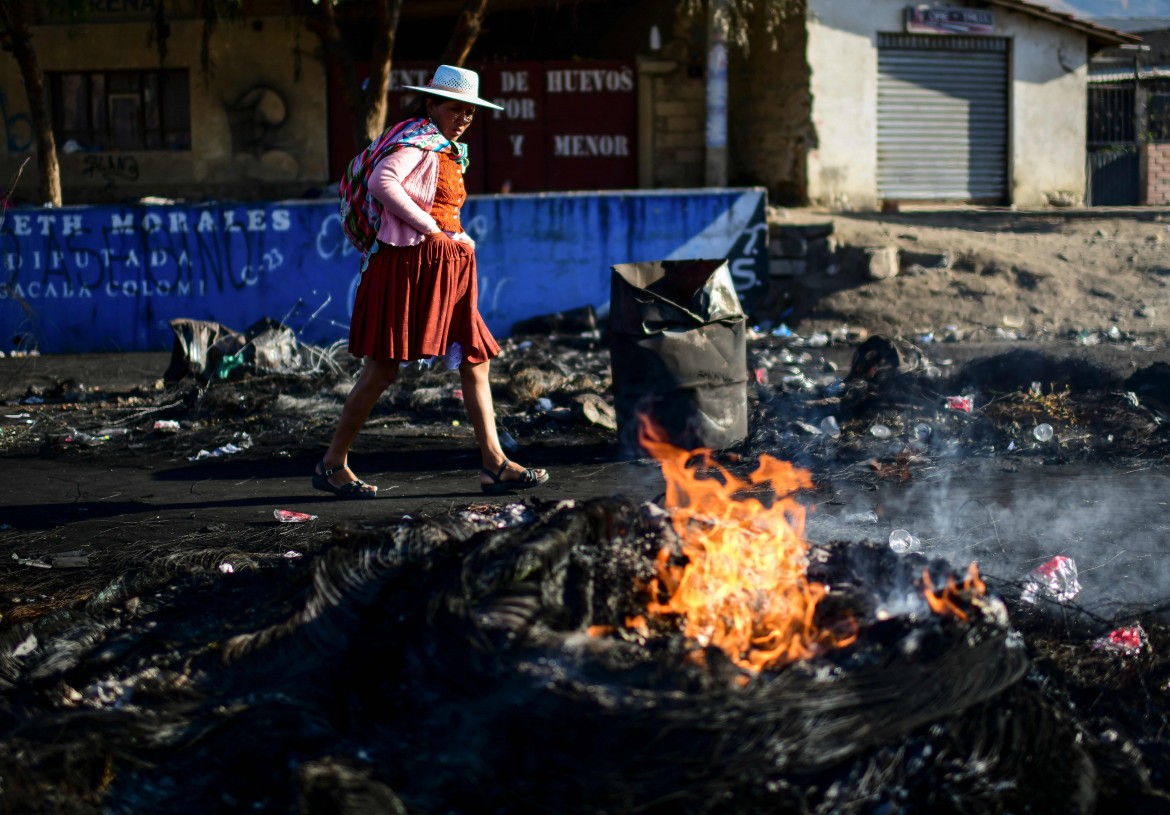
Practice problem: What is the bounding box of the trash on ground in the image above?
[1091,624,1147,656]
[219,563,235,574]
[51,551,89,569]
[188,433,253,461]
[1021,555,1082,604]
[11,553,51,569]
[870,424,892,439]
[153,420,181,433]
[945,396,973,413]
[274,509,318,524]
[12,634,37,658]
[888,529,921,554]
[572,393,617,430]
[1033,423,1054,442]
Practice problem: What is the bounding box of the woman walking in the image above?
[314,64,549,499]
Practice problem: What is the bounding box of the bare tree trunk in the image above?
[440,0,491,67]
[362,0,403,142]
[307,0,402,149]
[0,0,61,205]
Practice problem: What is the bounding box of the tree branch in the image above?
[440,0,490,67]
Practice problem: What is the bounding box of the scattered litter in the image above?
[819,416,841,438]
[12,634,37,658]
[888,529,920,554]
[188,432,253,461]
[913,423,932,441]
[945,396,973,413]
[11,553,50,569]
[274,509,317,524]
[535,397,554,412]
[771,324,793,338]
[870,424,892,440]
[754,368,767,385]
[153,420,181,433]
[1033,423,1054,442]
[1092,624,1146,656]
[3,413,31,419]
[21,395,44,405]
[500,430,520,454]
[844,510,879,524]
[1021,555,1081,604]
[283,551,304,559]
[218,563,235,574]
[51,551,89,569]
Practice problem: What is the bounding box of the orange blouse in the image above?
[430,151,466,233]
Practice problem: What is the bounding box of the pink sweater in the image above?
[369,147,441,247]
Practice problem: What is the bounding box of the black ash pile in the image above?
[0,493,1167,813]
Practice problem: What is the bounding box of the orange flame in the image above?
[636,417,856,671]
[922,563,987,621]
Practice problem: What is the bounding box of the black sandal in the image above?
[312,460,378,499]
[480,458,549,495]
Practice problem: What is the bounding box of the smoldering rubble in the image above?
[2,320,1170,813]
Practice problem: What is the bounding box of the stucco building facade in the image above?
[0,0,1139,208]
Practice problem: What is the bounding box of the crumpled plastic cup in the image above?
[274,509,318,524]
[945,396,973,413]
[1021,555,1081,603]
[888,529,920,554]
[1091,623,1146,656]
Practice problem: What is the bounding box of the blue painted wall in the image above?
[0,188,767,354]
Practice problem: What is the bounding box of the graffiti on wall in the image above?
[82,154,141,185]
[0,189,769,353]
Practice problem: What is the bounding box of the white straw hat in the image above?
[402,65,504,111]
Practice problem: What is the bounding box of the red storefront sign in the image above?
[328,60,637,194]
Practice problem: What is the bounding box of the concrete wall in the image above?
[805,0,1089,208]
[0,189,768,353]
[0,15,328,204]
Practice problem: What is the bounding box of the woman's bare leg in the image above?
[321,358,400,492]
[460,359,547,484]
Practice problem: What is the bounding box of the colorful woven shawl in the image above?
[339,117,469,259]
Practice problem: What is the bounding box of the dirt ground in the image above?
[5,207,1170,813]
[781,206,1170,345]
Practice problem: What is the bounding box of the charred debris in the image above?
[1,317,1170,811]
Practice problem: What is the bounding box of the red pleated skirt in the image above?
[348,238,500,364]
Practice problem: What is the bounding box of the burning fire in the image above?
[635,418,856,671]
[922,563,987,621]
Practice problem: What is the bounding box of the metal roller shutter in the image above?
[877,34,1009,201]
